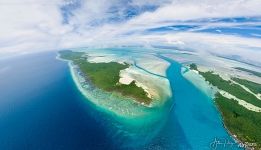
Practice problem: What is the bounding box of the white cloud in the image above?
[0,0,72,55]
[0,0,260,66]
[129,0,261,25]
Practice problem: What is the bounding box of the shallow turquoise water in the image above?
[156,55,240,149]
[0,50,241,149]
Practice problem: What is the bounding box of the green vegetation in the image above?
[199,71,261,108]
[215,93,261,149]
[59,50,152,104]
[115,81,151,103]
[187,63,261,148]
[232,77,261,95]
[189,63,198,71]
[234,67,261,77]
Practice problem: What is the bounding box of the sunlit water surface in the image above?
[0,50,240,150]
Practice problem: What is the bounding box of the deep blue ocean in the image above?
[0,51,240,150]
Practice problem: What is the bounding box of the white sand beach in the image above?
[219,90,261,112]
[82,52,172,105]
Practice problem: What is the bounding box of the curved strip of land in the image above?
[58,50,172,118]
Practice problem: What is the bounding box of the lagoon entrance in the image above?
[152,55,240,149]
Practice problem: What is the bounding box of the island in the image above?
[189,63,261,149]
[59,50,152,105]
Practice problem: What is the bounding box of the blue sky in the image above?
[0,0,261,65]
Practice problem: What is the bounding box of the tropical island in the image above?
[189,63,261,149]
[59,50,152,105]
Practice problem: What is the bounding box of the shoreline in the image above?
[55,53,174,131]
[182,67,217,99]
[182,67,248,149]
[57,50,172,107]
[214,101,251,150]
[57,51,247,148]
[62,57,160,119]
[59,54,173,147]
[67,60,174,131]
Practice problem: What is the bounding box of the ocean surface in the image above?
[0,51,240,149]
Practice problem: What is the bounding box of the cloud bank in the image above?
[0,0,261,65]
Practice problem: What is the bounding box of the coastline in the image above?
[87,52,172,104]
[156,55,242,149]
[68,61,137,117]
[54,53,181,146]
[183,67,261,112]
[182,67,217,99]
[56,52,173,148]
[58,56,166,120]
[56,51,246,149]
[182,67,246,149]
[57,50,172,106]
[214,101,248,150]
